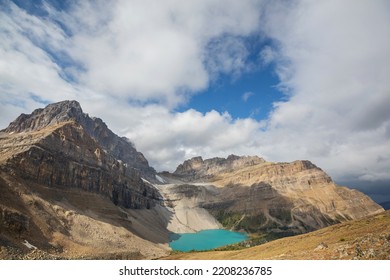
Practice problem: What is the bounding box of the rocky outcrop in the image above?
[0,101,160,210]
[0,171,171,260]
[173,154,266,181]
[0,206,30,237]
[2,100,156,180]
[210,159,383,222]
[0,100,385,258]
[163,156,384,236]
[0,101,172,259]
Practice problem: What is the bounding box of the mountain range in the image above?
[0,100,385,259]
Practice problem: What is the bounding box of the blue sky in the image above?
[179,66,283,121]
[1,0,390,202]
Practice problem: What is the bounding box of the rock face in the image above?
[0,101,160,209]
[2,100,156,181]
[0,101,172,260]
[0,171,171,260]
[174,155,265,181]
[0,100,385,259]
[0,206,30,237]
[162,156,384,237]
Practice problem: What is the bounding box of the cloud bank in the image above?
[1,0,389,200]
[259,0,390,183]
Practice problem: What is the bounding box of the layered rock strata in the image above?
[0,101,160,209]
[2,100,156,181]
[161,156,384,236]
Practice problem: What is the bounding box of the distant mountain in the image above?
[0,100,385,260]
[174,155,265,180]
[160,156,384,236]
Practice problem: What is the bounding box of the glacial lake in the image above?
[169,229,248,252]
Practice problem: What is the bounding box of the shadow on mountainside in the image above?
[0,171,174,259]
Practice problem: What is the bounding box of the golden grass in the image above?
[162,210,390,260]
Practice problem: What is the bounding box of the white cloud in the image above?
[259,45,276,66]
[205,36,251,81]
[0,0,262,122]
[53,0,261,107]
[0,4,78,101]
[0,0,265,171]
[80,98,264,171]
[256,0,390,183]
[130,107,265,170]
[1,0,390,201]
[242,91,254,102]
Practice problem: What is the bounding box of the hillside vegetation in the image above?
[163,210,390,260]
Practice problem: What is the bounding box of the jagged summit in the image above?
[0,101,385,260]
[173,154,266,179]
[1,100,156,180]
[2,100,84,133]
[162,155,383,235]
[0,100,161,207]
[0,100,173,260]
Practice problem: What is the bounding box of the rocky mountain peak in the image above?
[0,100,162,210]
[173,154,266,180]
[2,100,84,133]
[0,101,385,259]
[1,100,156,180]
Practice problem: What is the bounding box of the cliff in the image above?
[0,101,385,259]
[0,101,161,209]
[174,155,265,181]
[0,101,171,259]
[162,156,384,236]
[0,121,159,209]
[2,100,156,180]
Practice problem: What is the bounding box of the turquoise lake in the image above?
[169,229,248,252]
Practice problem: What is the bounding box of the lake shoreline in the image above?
[169,229,248,252]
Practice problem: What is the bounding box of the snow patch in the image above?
[22,240,37,250]
[156,175,166,184]
[141,178,151,184]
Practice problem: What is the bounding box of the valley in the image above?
[0,101,387,259]
[163,210,390,260]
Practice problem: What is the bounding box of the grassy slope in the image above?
[163,210,390,260]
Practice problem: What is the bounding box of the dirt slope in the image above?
[163,210,390,260]
[0,172,171,259]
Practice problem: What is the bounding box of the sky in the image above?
[1,0,390,202]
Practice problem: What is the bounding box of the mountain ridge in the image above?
[2,100,156,181]
[0,100,385,259]
[160,155,383,236]
[173,154,266,181]
[0,120,160,209]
